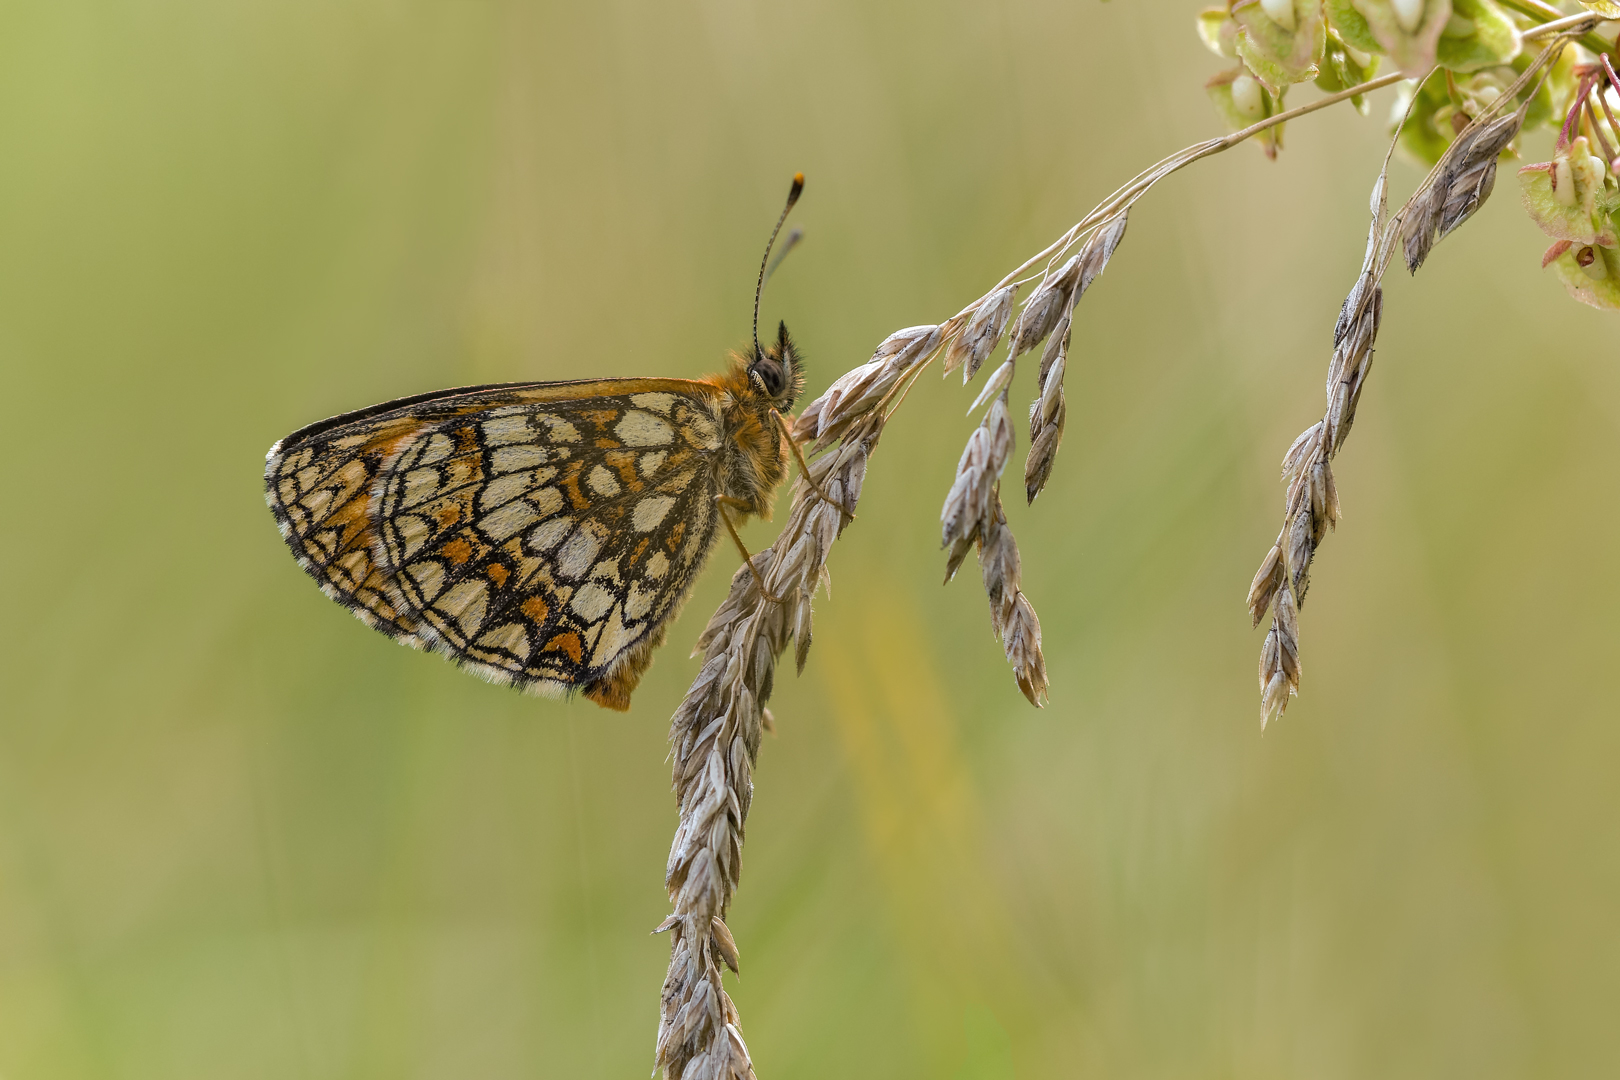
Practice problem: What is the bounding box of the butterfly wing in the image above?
[266,379,729,709]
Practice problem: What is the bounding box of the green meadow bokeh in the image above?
[3,2,1619,1077]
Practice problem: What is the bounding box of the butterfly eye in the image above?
[751,357,785,397]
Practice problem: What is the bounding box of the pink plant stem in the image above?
[1599,55,1620,150]
[1587,98,1616,163]
[1561,74,1597,147]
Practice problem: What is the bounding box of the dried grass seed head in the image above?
[795,324,939,448]
[1008,254,1081,357]
[1076,211,1129,298]
[946,286,1016,381]
[1023,395,1066,504]
[1246,541,1284,628]
[941,396,1013,550]
[1004,592,1049,708]
[978,505,1021,635]
[1403,103,1527,273]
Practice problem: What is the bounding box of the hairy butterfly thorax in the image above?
[264,175,812,711]
[709,322,806,519]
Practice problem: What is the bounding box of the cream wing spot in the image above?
[394,514,432,559]
[570,582,616,622]
[406,560,446,602]
[631,495,676,532]
[481,500,540,542]
[555,524,603,579]
[680,411,721,450]
[591,607,637,666]
[300,488,333,519]
[645,551,670,580]
[630,392,676,414]
[417,433,456,466]
[491,445,549,473]
[438,580,489,638]
[625,582,656,620]
[402,468,442,508]
[539,415,581,443]
[482,416,532,446]
[476,622,531,661]
[480,473,531,512]
[638,451,667,477]
[528,517,573,552]
[588,464,621,497]
[529,487,564,517]
[614,410,674,447]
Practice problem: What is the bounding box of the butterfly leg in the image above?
[715,494,783,603]
[769,408,847,516]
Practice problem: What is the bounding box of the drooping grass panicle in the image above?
[1247,33,1577,729]
[934,389,1052,702]
[794,324,943,449]
[944,287,1015,382]
[941,395,1014,562]
[657,413,881,1080]
[1402,102,1529,273]
[978,496,1050,706]
[1024,211,1128,503]
[655,16,1606,1071]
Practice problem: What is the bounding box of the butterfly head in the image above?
[746,174,805,414]
[749,320,805,412]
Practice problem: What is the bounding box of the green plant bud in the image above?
[1315,27,1381,114]
[1391,0,1425,32]
[1518,139,1619,245]
[1433,0,1519,73]
[1233,73,1266,119]
[1325,0,1384,55]
[1349,0,1452,78]
[1233,0,1327,92]
[1547,237,1620,310]
[1390,64,1532,167]
[1554,159,1577,207]
[1572,148,1610,200]
[1390,72,1456,168]
[1197,8,1240,58]
[1206,66,1287,157]
[1262,0,1297,31]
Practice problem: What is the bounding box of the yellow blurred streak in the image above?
[818,586,1024,1079]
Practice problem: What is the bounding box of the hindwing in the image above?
[265,379,729,707]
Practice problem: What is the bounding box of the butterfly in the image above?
[264,175,817,710]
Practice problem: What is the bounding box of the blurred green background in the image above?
[3,2,1618,1077]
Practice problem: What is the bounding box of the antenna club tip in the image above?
[789,172,805,198]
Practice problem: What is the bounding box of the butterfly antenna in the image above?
[753,172,804,361]
[764,228,803,285]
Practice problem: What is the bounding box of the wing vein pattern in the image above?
[265,381,727,702]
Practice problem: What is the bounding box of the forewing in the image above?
[262,385,537,639]
[370,386,727,695]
